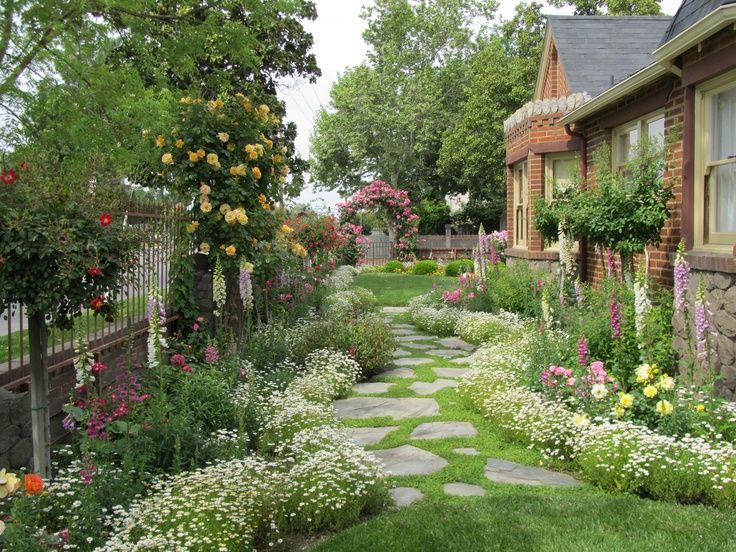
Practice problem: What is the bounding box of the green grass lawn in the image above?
[310,277,736,552]
[354,273,457,306]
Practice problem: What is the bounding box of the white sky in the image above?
[280,0,683,212]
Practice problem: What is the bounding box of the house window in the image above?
[695,69,736,248]
[612,111,664,173]
[544,153,577,250]
[513,160,528,248]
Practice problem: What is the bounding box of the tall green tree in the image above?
[549,0,662,15]
[438,1,545,229]
[310,0,496,198]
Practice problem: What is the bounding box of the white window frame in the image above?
[694,68,736,250]
[544,153,578,251]
[612,110,665,174]
[513,160,528,248]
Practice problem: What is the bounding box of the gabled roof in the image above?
[547,15,673,97]
[660,0,736,44]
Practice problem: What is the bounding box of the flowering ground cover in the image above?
[313,274,736,551]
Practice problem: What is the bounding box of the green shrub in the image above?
[322,288,377,320]
[485,262,542,318]
[445,259,474,277]
[382,260,405,273]
[412,259,438,275]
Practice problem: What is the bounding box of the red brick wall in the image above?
[540,45,571,100]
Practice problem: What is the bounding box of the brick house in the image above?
[504,1,736,397]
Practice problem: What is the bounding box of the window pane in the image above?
[647,117,664,144]
[713,163,736,234]
[618,128,639,164]
[552,158,575,194]
[710,87,736,162]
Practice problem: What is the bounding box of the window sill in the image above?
[682,249,736,274]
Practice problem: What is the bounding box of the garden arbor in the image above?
[337,180,419,261]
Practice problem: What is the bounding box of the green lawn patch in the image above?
[354,273,456,306]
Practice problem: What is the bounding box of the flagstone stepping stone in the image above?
[428,349,465,359]
[396,335,436,342]
[408,379,458,395]
[438,337,475,351]
[484,458,581,487]
[443,482,486,497]
[393,348,412,358]
[451,356,475,365]
[432,367,469,378]
[346,426,399,446]
[410,421,477,440]
[394,357,432,367]
[353,382,394,394]
[373,445,448,476]
[335,397,440,420]
[403,342,434,350]
[382,306,408,314]
[382,367,416,378]
[453,447,480,456]
[393,328,417,335]
[393,323,415,329]
[390,486,425,507]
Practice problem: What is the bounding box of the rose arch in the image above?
[337,180,419,261]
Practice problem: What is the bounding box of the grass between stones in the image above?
[312,276,736,551]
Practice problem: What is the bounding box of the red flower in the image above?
[99,213,112,227]
[91,362,107,374]
[87,266,103,277]
[24,473,44,495]
[182,365,193,373]
[90,296,106,311]
[1,169,17,185]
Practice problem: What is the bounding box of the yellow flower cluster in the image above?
[235,92,252,112]
[656,400,673,415]
[258,194,271,210]
[155,134,166,147]
[290,242,307,257]
[230,164,247,177]
[0,469,21,498]
[199,242,210,253]
[161,152,173,165]
[225,244,237,256]
[186,221,199,234]
[217,132,229,143]
[256,104,270,122]
[199,183,212,213]
[206,99,225,111]
[245,143,265,160]
[188,148,206,162]
[220,204,248,226]
[206,152,221,170]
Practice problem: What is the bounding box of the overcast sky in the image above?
[280,0,683,212]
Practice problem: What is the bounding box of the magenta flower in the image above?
[674,240,690,314]
[610,296,622,339]
[204,345,220,364]
[170,353,186,368]
[578,337,589,367]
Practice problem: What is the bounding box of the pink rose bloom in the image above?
[193,323,200,331]
[182,365,193,373]
[566,377,577,386]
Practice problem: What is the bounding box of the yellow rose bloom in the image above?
[263,137,273,149]
[245,144,254,153]
[243,261,254,273]
[236,211,248,225]
[636,363,653,384]
[280,146,287,154]
[241,97,252,112]
[200,202,212,213]
[281,224,294,234]
[258,194,267,204]
[225,210,238,224]
[186,221,199,234]
[643,385,658,399]
[659,375,675,391]
[281,165,290,176]
[199,242,211,254]
[199,183,211,195]
[179,96,192,104]
[271,154,282,164]
[197,148,206,158]
[254,144,264,156]
[175,139,184,149]
[206,153,219,165]
[250,238,258,247]
[225,245,237,256]
[613,404,625,418]
[199,195,209,205]
[263,203,271,210]
[252,167,262,179]
[248,150,258,160]
[0,469,21,498]
[217,132,230,143]
[619,393,634,409]
[298,245,307,257]
[161,152,173,164]
[656,400,673,416]
[188,151,199,162]
[155,134,166,147]
[257,104,270,121]
[207,99,224,110]
[230,164,247,176]
[696,404,706,412]
[219,203,232,215]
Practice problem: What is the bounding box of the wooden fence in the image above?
[361,234,479,265]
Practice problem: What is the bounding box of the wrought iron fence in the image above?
[1,204,184,390]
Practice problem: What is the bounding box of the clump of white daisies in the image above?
[101,348,387,550]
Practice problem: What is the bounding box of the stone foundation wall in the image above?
[0,389,32,469]
[673,269,736,399]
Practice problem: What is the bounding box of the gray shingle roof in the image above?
[660,0,736,44]
[549,16,673,97]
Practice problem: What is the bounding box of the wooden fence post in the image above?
[28,311,50,477]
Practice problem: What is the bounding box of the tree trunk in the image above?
[28,311,50,477]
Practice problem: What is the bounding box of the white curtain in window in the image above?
[711,88,736,234]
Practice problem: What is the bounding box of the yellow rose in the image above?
[217,132,230,143]
[643,385,658,399]
[230,164,247,176]
[206,153,219,166]
[155,134,166,147]
[254,144,264,156]
[175,139,184,149]
[224,210,238,225]
[619,393,634,409]
[252,167,262,179]
[248,150,258,160]
[188,151,199,162]
[613,404,625,418]
[199,242,210,254]
[281,165,290,176]
[0,469,21,498]
[219,203,232,215]
[207,99,224,110]
[696,404,706,412]
[179,96,192,104]
[199,183,211,195]
[257,104,270,121]
[263,203,271,210]
[242,98,252,112]
[197,148,206,158]
[243,261,254,273]
[656,400,673,416]
[225,245,237,256]
[659,375,675,391]
[281,224,293,234]
[250,238,258,247]
[280,146,287,154]
[263,137,273,149]
[271,154,282,164]
[161,152,173,164]
[186,221,199,234]
[258,194,267,204]
[200,202,212,213]
[236,211,248,225]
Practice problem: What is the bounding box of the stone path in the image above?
[337,306,581,508]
